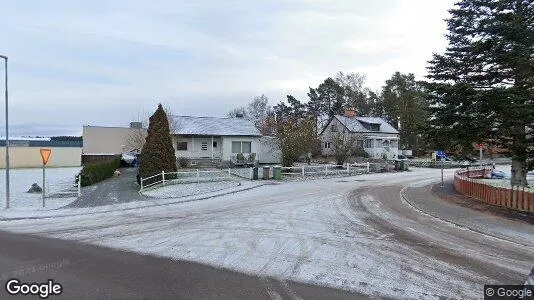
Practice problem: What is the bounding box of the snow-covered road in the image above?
[0,168,531,299]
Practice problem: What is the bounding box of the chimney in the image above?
[344,108,356,118]
[130,122,143,129]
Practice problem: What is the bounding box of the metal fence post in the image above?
[302,166,305,177]
[162,170,165,185]
[78,175,81,197]
[197,169,200,183]
[347,163,350,175]
[325,165,328,177]
[250,167,253,180]
[140,177,144,191]
[228,168,231,180]
[366,162,370,173]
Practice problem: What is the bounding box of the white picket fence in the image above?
[140,169,232,191]
[281,163,371,178]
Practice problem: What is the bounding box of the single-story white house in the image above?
[172,116,280,164]
[320,110,400,160]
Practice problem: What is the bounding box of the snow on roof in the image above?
[172,116,262,136]
[334,115,399,134]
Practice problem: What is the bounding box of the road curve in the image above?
[0,168,531,299]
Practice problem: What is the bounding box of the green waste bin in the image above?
[273,166,282,180]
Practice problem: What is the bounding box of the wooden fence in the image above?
[454,168,534,213]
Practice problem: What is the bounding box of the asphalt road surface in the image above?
[1,168,532,298]
[0,231,362,300]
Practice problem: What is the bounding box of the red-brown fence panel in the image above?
[454,168,534,213]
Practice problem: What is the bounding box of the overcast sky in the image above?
[0,0,455,136]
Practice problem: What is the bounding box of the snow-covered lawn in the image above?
[142,180,241,199]
[0,167,81,210]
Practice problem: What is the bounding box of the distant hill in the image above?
[50,136,82,142]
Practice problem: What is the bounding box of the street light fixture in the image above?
[0,55,9,209]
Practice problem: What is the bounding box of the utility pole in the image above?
[0,55,9,209]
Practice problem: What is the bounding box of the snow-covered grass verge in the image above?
[0,181,268,220]
[0,167,81,211]
[142,181,241,199]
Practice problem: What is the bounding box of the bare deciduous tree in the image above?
[331,131,363,165]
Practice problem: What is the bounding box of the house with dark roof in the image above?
[320,109,400,160]
[172,116,279,164]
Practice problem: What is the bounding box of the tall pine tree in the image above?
[426,0,534,186]
[139,104,178,182]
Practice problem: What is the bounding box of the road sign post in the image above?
[436,150,445,187]
[40,149,52,207]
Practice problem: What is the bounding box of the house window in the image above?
[324,142,331,149]
[232,141,252,153]
[331,124,337,132]
[213,141,218,148]
[370,124,380,131]
[177,142,188,151]
[391,140,398,148]
[201,142,208,151]
[364,139,373,148]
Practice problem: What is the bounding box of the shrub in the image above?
[177,157,189,168]
[352,146,369,158]
[79,158,120,187]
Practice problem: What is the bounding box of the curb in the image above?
[400,183,534,249]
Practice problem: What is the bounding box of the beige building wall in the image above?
[83,126,147,154]
[0,147,82,168]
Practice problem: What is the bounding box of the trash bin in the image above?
[394,160,401,171]
[252,167,258,180]
[273,166,281,180]
[263,166,270,180]
[402,160,409,171]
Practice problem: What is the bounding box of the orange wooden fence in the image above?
[454,168,534,213]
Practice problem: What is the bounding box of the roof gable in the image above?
[172,116,262,136]
[325,115,399,135]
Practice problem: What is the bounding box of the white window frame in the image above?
[231,141,252,154]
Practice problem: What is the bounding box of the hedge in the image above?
[79,158,120,187]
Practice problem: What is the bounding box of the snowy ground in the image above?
[0,168,530,299]
[142,180,241,199]
[0,167,81,210]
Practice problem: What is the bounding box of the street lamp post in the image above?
[0,55,9,209]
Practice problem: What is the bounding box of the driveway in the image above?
[66,167,146,208]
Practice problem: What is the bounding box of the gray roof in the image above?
[334,115,399,134]
[172,116,262,136]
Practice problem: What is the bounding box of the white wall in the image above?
[0,147,82,168]
[83,126,147,154]
[173,136,223,159]
[258,137,282,164]
[221,136,260,161]
[321,118,399,159]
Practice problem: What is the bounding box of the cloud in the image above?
[0,0,455,135]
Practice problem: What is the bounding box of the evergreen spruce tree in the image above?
[139,104,178,183]
[426,0,534,186]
